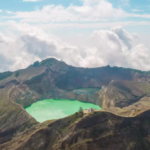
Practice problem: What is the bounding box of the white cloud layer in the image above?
[2,0,127,22]
[2,0,150,24]
[0,21,150,72]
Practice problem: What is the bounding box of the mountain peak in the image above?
[28,58,65,68]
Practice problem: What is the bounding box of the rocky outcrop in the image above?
[1,110,150,150]
[0,85,38,144]
[102,95,150,117]
[94,80,150,108]
[90,80,150,118]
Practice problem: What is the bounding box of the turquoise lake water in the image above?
[72,88,101,95]
[25,99,101,122]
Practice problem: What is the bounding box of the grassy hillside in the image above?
[0,86,38,144]
[0,71,13,81]
[1,110,150,150]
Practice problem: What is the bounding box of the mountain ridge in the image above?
[1,58,150,149]
[1,110,150,150]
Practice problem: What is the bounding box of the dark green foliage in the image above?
[0,71,12,81]
[111,66,150,74]
[15,72,19,77]
[79,107,83,112]
[78,107,84,117]
[69,113,80,123]
[55,65,150,90]
[39,58,59,67]
[90,126,100,139]
[28,61,40,68]
[32,61,40,67]
[28,58,62,68]
[75,112,78,118]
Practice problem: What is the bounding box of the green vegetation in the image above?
[32,61,40,67]
[79,107,83,112]
[0,71,12,81]
[78,107,84,117]
[28,58,62,68]
[28,58,150,75]
[106,65,150,75]
[55,64,150,90]
[15,71,19,77]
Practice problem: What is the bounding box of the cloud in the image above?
[129,44,150,70]
[81,29,129,67]
[0,54,12,72]
[0,0,149,28]
[20,35,57,59]
[0,21,149,72]
[1,0,150,25]
[4,0,126,23]
[81,28,150,70]
[0,22,84,71]
[5,10,13,14]
[111,26,133,49]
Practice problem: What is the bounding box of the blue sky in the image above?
[1,0,150,13]
[0,0,150,10]
[0,0,83,11]
[0,0,150,72]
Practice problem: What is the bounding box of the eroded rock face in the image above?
[1,110,150,150]
[0,86,38,144]
[94,80,150,109]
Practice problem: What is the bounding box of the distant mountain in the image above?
[1,58,150,106]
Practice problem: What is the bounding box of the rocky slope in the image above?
[0,85,38,144]
[94,80,150,108]
[1,110,150,150]
[93,80,150,117]
[1,58,150,108]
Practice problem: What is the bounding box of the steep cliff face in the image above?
[91,80,150,118]
[1,110,150,150]
[0,85,38,144]
[94,80,150,108]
